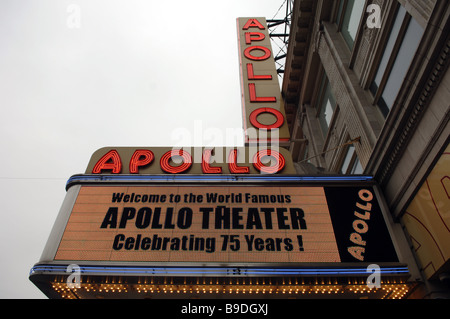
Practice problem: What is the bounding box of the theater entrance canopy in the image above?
[30,148,415,299]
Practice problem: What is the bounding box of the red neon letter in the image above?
[129,150,154,174]
[249,108,284,129]
[92,150,122,174]
[202,149,222,174]
[247,63,272,80]
[242,18,265,30]
[228,149,250,174]
[244,46,271,61]
[248,83,277,103]
[245,32,265,44]
[252,149,285,174]
[160,149,192,174]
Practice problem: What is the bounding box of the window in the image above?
[340,144,363,174]
[317,76,337,138]
[370,5,424,117]
[336,0,366,49]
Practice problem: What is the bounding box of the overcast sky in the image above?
[0,0,289,298]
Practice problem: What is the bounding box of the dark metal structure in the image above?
[267,0,294,76]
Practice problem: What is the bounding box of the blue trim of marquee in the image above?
[30,264,408,277]
[66,174,374,189]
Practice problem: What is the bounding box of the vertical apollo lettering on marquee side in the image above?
[237,17,290,146]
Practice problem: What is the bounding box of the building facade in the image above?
[283,0,449,298]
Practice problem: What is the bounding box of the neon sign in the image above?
[87,147,295,175]
[237,17,290,145]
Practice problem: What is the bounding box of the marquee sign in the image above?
[53,183,398,264]
[237,17,290,145]
[86,146,296,175]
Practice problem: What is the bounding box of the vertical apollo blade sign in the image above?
[237,17,290,146]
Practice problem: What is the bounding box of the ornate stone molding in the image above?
[377,35,449,187]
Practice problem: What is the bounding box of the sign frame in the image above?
[36,174,407,269]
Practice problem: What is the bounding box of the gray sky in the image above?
[0,0,288,298]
